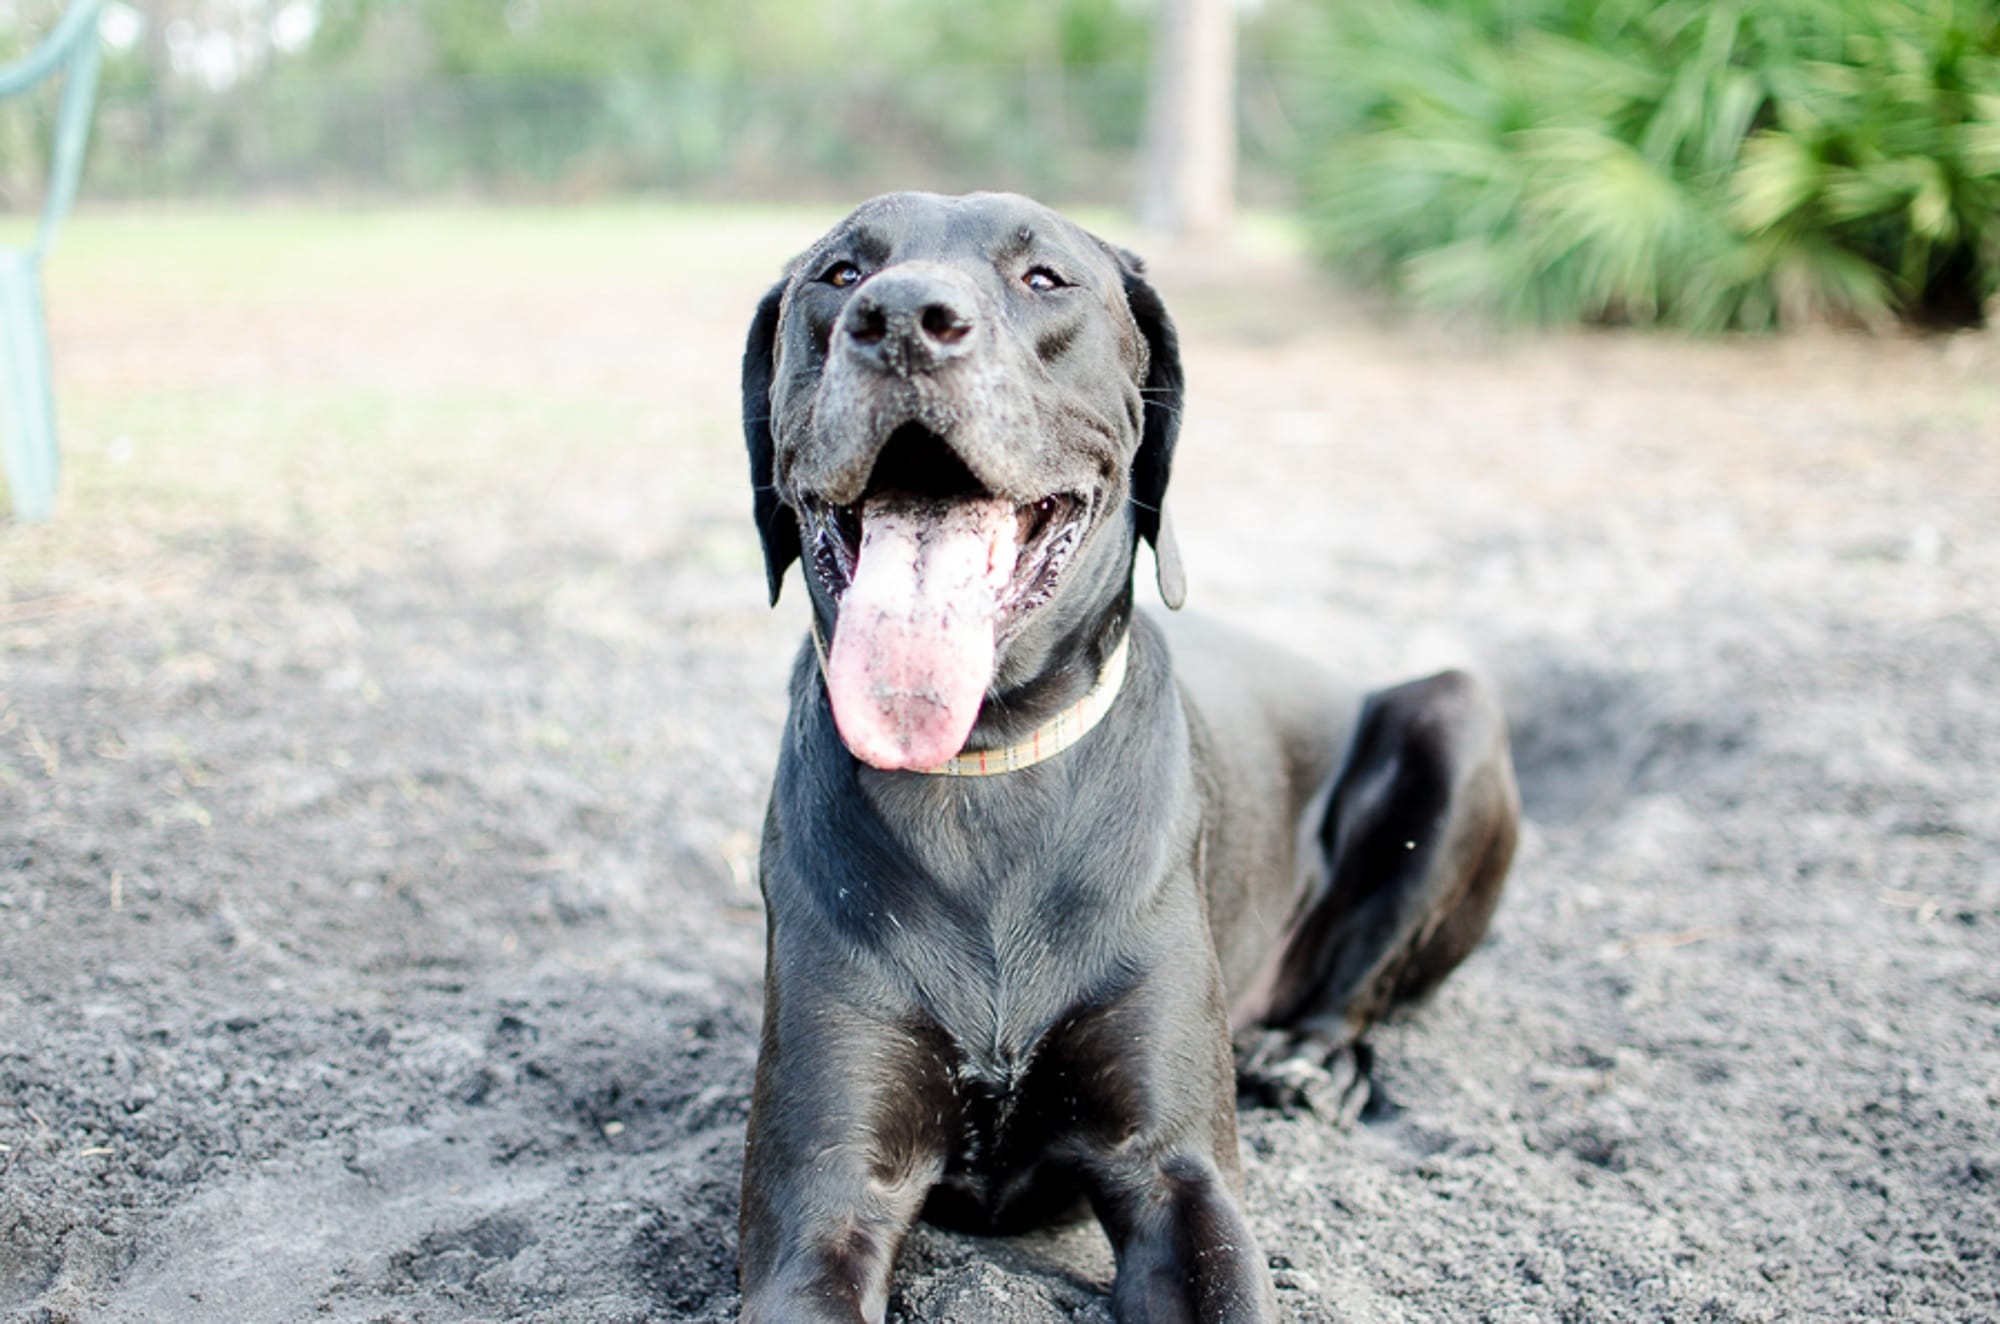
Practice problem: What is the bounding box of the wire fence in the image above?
[40,62,1310,205]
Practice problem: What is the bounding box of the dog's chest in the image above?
[879,880,1111,1070]
[860,778,1167,1058]
[941,1036,1066,1177]
[875,844,1167,1197]
[921,987,1146,1223]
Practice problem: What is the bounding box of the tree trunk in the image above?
[1136,0,1235,239]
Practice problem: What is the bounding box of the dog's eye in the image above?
[1023,266,1068,293]
[821,261,862,289]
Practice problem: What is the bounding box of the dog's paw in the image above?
[1235,1030,1373,1127]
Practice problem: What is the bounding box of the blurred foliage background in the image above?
[29,0,1303,206]
[1289,0,2000,330]
[1,0,1994,331]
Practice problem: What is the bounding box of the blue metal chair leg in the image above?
[0,1,105,523]
[0,252,59,522]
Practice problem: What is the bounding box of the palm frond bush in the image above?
[1289,0,2000,329]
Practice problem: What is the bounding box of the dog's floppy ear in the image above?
[1112,248,1187,609]
[743,279,799,606]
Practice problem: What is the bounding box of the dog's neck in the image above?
[809,621,1131,776]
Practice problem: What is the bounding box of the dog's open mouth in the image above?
[799,424,1092,771]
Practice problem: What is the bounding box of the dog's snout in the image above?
[842,269,978,375]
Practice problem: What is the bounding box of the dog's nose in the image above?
[841,268,978,376]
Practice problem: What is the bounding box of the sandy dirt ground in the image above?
[2,205,1997,1322]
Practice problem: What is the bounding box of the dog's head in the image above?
[743,192,1184,770]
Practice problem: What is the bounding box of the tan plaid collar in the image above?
[810,626,1131,777]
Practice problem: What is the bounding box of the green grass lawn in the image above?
[45,202,824,301]
[5,203,833,595]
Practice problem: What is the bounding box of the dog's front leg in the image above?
[1064,971,1280,1323]
[1091,1149,1279,1324]
[738,990,952,1324]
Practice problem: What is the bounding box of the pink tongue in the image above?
[827,494,1019,771]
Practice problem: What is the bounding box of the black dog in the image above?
[737,193,1519,1323]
